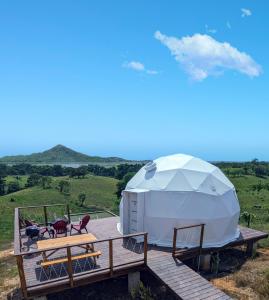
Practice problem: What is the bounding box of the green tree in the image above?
[115,172,135,199]
[254,165,267,178]
[241,211,256,228]
[7,181,20,194]
[41,176,52,189]
[0,176,6,195]
[0,164,8,177]
[26,173,41,187]
[78,192,86,207]
[58,180,70,194]
[70,166,88,179]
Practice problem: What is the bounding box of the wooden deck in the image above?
[148,253,230,300]
[20,217,146,297]
[16,214,268,299]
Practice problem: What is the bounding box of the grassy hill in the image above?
[0,174,119,249]
[0,144,126,164]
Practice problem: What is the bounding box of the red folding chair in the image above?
[52,219,68,238]
[70,214,90,235]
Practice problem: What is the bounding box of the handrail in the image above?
[17,203,66,209]
[15,231,147,256]
[174,223,205,231]
[172,223,205,259]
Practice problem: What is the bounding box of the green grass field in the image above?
[0,173,269,250]
[0,175,119,250]
[229,175,269,246]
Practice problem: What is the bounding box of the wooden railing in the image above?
[172,223,205,267]
[14,205,148,299]
[18,204,69,228]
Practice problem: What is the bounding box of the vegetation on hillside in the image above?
[0,162,143,197]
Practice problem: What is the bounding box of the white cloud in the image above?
[226,21,231,29]
[205,24,217,34]
[146,70,158,75]
[154,31,261,81]
[123,61,145,71]
[241,8,252,18]
[123,61,158,75]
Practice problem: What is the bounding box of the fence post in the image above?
[43,206,48,226]
[144,233,148,265]
[16,255,28,299]
[66,247,74,287]
[172,228,177,257]
[109,240,113,275]
[67,204,71,224]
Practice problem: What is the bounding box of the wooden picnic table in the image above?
[37,233,97,263]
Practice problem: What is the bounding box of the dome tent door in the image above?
[121,189,148,238]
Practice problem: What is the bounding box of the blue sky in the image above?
[0,0,268,161]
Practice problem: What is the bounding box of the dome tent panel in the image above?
[119,153,240,248]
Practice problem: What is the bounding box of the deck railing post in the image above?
[18,208,22,250]
[16,255,28,299]
[43,206,48,226]
[67,204,71,224]
[197,224,205,272]
[109,239,113,275]
[199,224,205,249]
[172,228,177,257]
[144,233,148,265]
[66,247,74,287]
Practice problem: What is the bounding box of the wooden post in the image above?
[67,204,71,224]
[246,241,255,257]
[43,206,48,226]
[144,233,148,265]
[109,240,113,276]
[199,224,205,249]
[172,228,177,256]
[197,224,205,272]
[16,255,28,299]
[66,247,74,287]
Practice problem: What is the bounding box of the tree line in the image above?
[0,163,143,196]
[215,159,269,178]
[2,159,269,198]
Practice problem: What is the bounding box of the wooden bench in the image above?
[41,251,102,267]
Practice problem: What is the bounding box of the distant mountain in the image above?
[0,145,127,164]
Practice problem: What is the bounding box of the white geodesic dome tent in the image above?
[119,154,240,248]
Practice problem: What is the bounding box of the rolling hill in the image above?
[0,145,127,164]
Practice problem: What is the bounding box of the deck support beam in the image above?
[128,271,140,293]
[200,254,211,271]
[246,241,257,257]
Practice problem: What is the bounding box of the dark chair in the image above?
[70,214,90,235]
[52,219,68,238]
[20,217,49,239]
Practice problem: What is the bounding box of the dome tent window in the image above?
[119,154,240,248]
